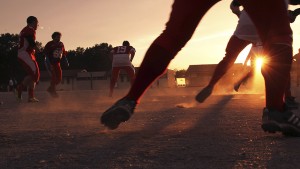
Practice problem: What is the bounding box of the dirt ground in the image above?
[1,87,300,169]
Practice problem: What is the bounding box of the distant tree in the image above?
[84,43,112,71]
[0,33,19,84]
[175,69,187,78]
[67,47,85,70]
[67,43,112,71]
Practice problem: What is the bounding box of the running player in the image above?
[44,32,68,98]
[101,0,300,136]
[195,0,267,103]
[109,41,136,97]
[232,3,300,110]
[16,16,40,103]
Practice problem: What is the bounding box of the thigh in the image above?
[225,36,251,58]
[18,52,37,74]
[123,66,135,79]
[240,0,292,46]
[52,64,62,78]
[154,0,220,53]
[111,67,121,79]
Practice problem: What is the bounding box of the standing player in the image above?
[109,41,136,97]
[100,0,300,136]
[44,32,68,98]
[16,16,40,103]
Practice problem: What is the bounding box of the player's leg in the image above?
[28,59,39,102]
[50,65,56,88]
[196,36,251,102]
[209,36,251,87]
[125,0,220,103]
[284,72,299,109]
[101,0,220,129]
[123,65,135,85]
[242,0,300,136]
[242,0,292,111]
[47,64,56,96]
[17,52,39,102]
[109,67,120,97]
[234,47,256,92]
[48,63,61,98]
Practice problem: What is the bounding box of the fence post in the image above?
[90,73,93,90]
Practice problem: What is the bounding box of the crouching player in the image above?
[44,32,69,98]
[109,41,136,97]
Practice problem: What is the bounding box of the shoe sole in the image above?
[281,125,300,137]
[234,83,241,92]
[261,122,281,133]
[262,121,300,136]
[101,107,131,130]
[28,100,39,103]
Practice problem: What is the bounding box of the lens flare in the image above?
[255,57,264,71]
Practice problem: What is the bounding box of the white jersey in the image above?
[111,46,135,67]
[233,10,260,43]
[233,0,289,43]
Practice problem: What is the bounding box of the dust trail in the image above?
[176,101,197,108]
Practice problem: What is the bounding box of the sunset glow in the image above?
[1,1,300,69]
[255,57,264,71]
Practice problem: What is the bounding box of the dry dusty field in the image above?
[1,87,300,169]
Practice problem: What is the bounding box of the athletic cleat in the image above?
[47,87,59,98]
[28,97,39,103]
[233,82,241,92]
[195,86,213,103]
[100,98,137,130]
[261,108,300,136]
[285,96,299,110]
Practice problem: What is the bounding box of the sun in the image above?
[255,57,264,71]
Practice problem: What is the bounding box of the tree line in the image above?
[0,33,113,86]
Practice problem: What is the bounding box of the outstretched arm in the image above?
[130,50,135,62]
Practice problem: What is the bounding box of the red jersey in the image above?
[18,26,36,54]
[111,45,135,67]
[44,41,66,64]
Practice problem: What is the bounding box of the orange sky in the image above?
[1,0,300,70]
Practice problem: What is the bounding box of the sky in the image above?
[1,0,300,70]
